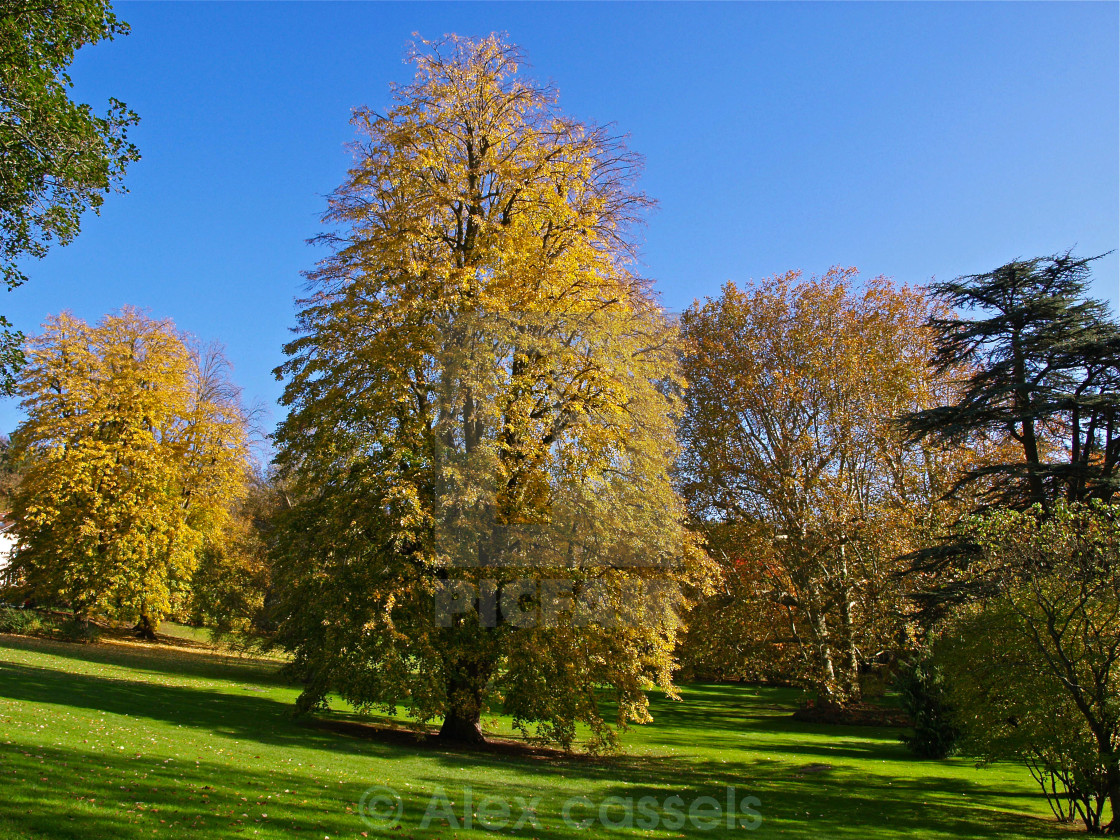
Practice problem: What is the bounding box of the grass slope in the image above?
[0,632,1065,839]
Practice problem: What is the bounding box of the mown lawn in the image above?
[0,632,1068,839]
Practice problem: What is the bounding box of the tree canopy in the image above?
[272,34,712,749]
[677,269,980,704]
[8,308,250,638]
[0,0,139,392]
[902,252,1120,509]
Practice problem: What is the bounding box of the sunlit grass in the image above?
[0,632,1066,839]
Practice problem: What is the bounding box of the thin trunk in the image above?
[839,589,861,701]
[837,543,861,702]
[810,607,838,704]
[1010,318,1046,506]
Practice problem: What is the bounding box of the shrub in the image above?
[895,647,959,759]
[940,503,1120,833]
[55,617,101,644]
[0,606,44,635]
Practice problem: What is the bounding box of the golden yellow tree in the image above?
[678,269,978,704]
[9,307,250,637]
[273,34,712,748]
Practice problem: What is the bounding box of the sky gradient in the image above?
[2,1,1117,436]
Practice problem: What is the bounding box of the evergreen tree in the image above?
[902,251,1120,509]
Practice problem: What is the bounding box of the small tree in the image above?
[895,640,959,759]
[9,308,250,638]
[190,469,283,640]
[940,503,1120,833]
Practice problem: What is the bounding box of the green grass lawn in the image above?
[0,631,1069,839]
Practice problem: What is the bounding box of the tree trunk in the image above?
[1105,755,1119,835]
[1010,322,1047,506]
[134,611,159,642]
[839,590,861,702]
[439,657,491,744]
[439,702,486,744]
[810,607,839,704]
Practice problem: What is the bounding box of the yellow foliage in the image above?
[678,269,987,701]
[9,308,250,631]
[273,35,714,749]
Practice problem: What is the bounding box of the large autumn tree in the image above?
[678,270,980,704]
[8,308,250,638]
[272,35,711,749]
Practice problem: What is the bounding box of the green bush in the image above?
[55,617,101,644]
[939,504,1120,833]
[0,606,44,635]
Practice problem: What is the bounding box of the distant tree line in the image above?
[673,252,1118,833]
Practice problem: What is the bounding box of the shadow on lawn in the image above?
[0,742,333,840]
[400,751,1063,840]
[0,633,283,686]
[314,714,1062,838]
[0,659,351,755]
[0,739,1062,840]
[0,638,1066,840]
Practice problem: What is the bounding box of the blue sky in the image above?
[3,1,1117,435]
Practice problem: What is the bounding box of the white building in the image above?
[0,519,16,587]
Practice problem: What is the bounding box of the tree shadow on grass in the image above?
[308,715,1064,839]
[0,639,1068,840]
[0,739,448,840]
[0,659,352,755]
[401,751,1065,840]
[0,633,285,687]
[0,736,1063,840]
